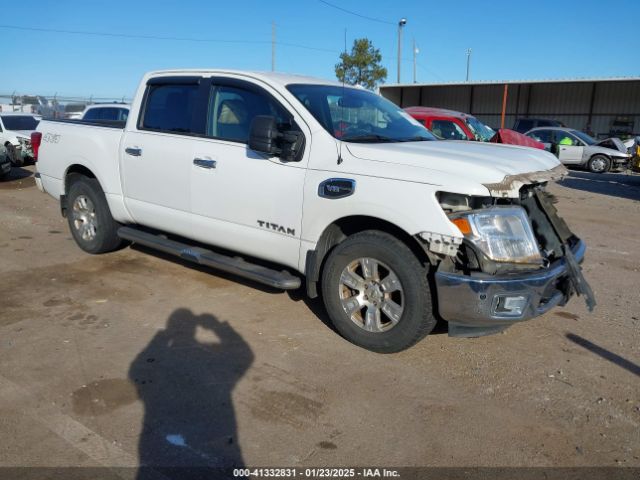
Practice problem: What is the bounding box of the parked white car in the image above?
[0,113,40,166]
[525,127,631,173]
[81,104,130,122]
[33,69,595,352]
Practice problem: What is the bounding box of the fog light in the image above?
[492,295,529,318]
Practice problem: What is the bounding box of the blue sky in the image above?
[1,0,638,98]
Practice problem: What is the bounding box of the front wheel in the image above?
[587,155,610,173]
[321,231,436,353]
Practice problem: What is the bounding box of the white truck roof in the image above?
[144,69,344,88]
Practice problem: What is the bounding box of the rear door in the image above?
[188,77,309,269]
[120,76,205,234]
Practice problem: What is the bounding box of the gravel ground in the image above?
[0,166,638,476]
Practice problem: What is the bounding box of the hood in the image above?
[587,144,631,158]
[594,137,626,153]
[623,136,640,150]
[345,140,566,197]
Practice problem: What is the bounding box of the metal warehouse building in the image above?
[380,77,640,138]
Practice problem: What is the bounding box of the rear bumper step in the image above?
[117,226,301,290]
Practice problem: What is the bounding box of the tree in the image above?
[335,38,387,90]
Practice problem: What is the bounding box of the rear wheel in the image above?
[66,175,123,254]
[587,155,610,173]
[321,231,436,353]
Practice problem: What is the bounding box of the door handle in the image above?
[193,158,217,169]
[125,147,142,156]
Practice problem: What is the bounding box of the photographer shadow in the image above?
[129,308,254,479]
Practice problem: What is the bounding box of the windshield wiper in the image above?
[342,134,397,143]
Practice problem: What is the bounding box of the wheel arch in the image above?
[61,164,99,217]
[304,215,430,298]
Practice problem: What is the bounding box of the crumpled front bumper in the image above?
[435,239,586,337]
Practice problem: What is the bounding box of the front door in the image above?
[189,79,309,269]
[553,131,584,164]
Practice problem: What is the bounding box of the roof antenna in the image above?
[338,27,347,165]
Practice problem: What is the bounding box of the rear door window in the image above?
[528,129,552,143]
[141,84,200,134]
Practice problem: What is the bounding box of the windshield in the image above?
[571,130,596,145]
[287,84,436,143]
[465,116,495,142]
[1,115,39,131]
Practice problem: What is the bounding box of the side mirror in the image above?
[249,115,280,156]
[248,115,305,162]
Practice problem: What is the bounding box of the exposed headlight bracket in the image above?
[419,231,463,256]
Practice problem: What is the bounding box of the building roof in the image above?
[381,76,640,89]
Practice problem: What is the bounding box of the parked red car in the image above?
[405,106,544,149]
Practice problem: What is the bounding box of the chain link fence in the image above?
[0,93,132,117]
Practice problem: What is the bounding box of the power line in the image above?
[316,0,395,25]
[0,24,338,54]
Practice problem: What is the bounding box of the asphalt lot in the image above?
[0,165,639,475]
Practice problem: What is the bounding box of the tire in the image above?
[321,231,436,353]
[587,155,610,174]
[66,175,123,254]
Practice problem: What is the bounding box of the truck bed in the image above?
[43,118,126,129]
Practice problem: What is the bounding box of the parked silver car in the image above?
[525,127,631,173]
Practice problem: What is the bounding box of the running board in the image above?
[117,226,301,290]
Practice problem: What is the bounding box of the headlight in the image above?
[450,206,543,264]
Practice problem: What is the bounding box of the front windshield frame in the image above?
[465,116,495,142]
[570,129,596,145]
[1,115,40,131]
[286,84,436,143]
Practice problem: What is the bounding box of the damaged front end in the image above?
[7,138,34,166]
[432,174,595,338]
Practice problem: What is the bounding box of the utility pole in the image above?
[466,48,472,82]
[271,22,276,72]
[397,18,407,83]
[412,38,418,84]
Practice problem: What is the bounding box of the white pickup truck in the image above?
[33,69,595,352]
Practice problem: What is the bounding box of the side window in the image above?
[141,84,199,134]
[430,120,467,140]
[206,85,291,143]
[552,130,578,146]
[529,129,552,143]
[118,109,129,122]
